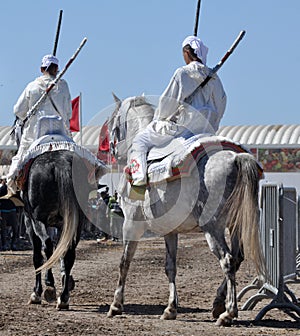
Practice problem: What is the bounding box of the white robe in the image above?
[132,61,227,153]
[7,74,72,190]
[14,74,72,154]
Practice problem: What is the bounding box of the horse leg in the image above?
[107,240,138,317]
[212,233,244,319]
[43,237,57,303]
[204,230,238,326]
[56,246,76,310]
[212,278,227,319]
[60,258,75,291]
[23,215,42,303]
[161,233,178,320]
[28,232,44,304]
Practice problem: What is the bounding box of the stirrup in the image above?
[132,178,147,187]
[129,185,146,201]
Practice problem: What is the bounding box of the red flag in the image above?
[70,96,80,132]
[97,120,116,164]
[99,120,109,152]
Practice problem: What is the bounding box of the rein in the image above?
[110,98,141,156]
[109,102,129,156]
[109,96,155,162]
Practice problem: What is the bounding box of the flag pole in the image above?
[79,92,83,146]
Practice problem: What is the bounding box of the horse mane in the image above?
[108,95,155,163]
[127,96,155,120]
[123,96,154,145]
[130,95,153,108]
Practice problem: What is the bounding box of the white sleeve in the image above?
[13,86,30,121]
[211,75,227,123]
[154,69,182,120]
[61,80,72,121]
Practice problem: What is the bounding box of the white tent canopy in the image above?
[217,124,300,146]
[0,124,300,151]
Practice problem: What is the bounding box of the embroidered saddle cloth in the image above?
[15,137,107,190]
[125,134,254,185]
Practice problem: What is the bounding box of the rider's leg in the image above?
[129,121,174,186]
[129,125,153,186]
[6,145,26,195]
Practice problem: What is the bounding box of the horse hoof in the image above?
[160,308,177,320]
[43,286,57,303]
[215,316,232,327]
[212,302,226,319]
[56,297,69,310]
[107,304,123,317]
[28,292,42,304]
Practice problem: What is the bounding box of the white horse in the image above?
[107,95,265,326]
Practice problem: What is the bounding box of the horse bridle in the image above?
[109,101,131,157]
[110,97,153,160]
[110,98,138,157]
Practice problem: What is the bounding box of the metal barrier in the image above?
[237,182,300,321]
[297,195,300,273]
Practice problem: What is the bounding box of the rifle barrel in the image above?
[193,0,202,36]
[53,9,63,56]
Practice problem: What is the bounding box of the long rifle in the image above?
[166,31,245,122]
[53,10,63,56]
[22,37,88,125]
[193,0,201,36]
[200,30,246,88]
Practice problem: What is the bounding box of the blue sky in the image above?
[1,0,299,128]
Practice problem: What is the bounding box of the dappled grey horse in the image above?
[106,95,265,326]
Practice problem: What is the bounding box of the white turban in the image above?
[41,54,59,69]
[182,36,208,65]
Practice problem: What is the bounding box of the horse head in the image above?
[108,94,155,164]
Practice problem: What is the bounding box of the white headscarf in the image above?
[41,54,59,70]
[182,36,208,65]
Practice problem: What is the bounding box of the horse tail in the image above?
[36,168,79,273]
[225,153,266,277]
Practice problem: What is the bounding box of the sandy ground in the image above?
[0,233,300,336]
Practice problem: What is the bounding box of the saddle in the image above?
[125,134,253,187]
[15,116,107,190]
[30,115,73,149]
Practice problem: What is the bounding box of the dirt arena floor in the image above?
[0,232,300,336]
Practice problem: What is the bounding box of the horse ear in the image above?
[112,92,121,104]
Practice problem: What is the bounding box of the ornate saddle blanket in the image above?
[15,135,107,190]
[125,135,257,186]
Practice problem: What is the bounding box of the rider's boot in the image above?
[5,156,20,197]
[129,152,147,186]
[128,152,147,200]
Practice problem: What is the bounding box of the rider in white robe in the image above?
[129,36,227,186]
[7,54,72,193]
